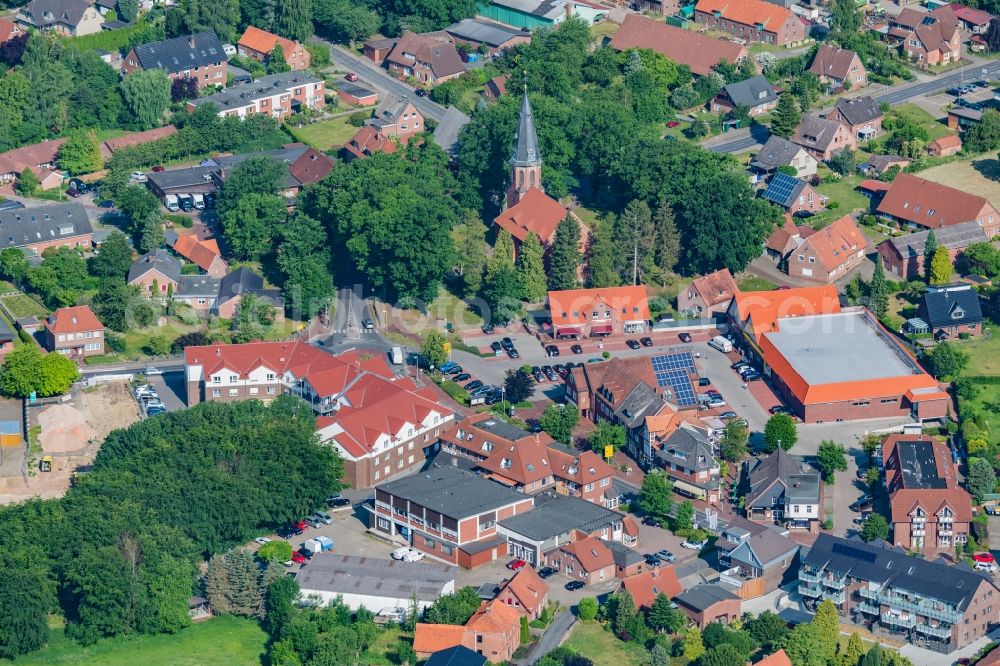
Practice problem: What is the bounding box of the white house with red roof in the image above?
[183,341,453,487]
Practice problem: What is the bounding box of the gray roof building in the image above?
[830,95,882,126]
[751,135,809,172]
[511,93,541,168]
[295,553,457,604]
[131,31,226,75]
[176,275,221,298]
[128,249,182,284]
[919,283,983,330]
[498,494,624,542]
[880,220,988,260]
[433,105,471,158]
[608,540,644,569]
[746,448,820,509]
[654,423,717,478]
[0,202,93,253]
[720,75,778,109]
[19,0,92,30]
[145,166,220,196]
[674,583,740,612]
[209,144,321,190]
[792,114,849,154]
[376,466,527,520]
[444,18,528,47]
[217,266,282,308]
[188,72,323,114]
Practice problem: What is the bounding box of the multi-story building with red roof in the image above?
[495,566,549,620]
[882,433,971,555]
[695,0,805,46]
[547,285,650,339]
[44,306,104,359]
[414,599,521,663]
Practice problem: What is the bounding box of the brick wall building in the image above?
[44,305,104,359]
[123,32,227,90]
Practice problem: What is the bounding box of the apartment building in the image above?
[694,0,806,46]
[187,72,325,120]
[800,534,998,653]
[123,32,227,90]
[44,306,104,359]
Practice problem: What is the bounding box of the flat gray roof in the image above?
[296,553,457,602]
[377,465,528,519]
[498,494,621,541]
[767,310,921,386]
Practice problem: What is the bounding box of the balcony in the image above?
[911,529,925,537]
[823,590,846,604]
[823,576,847,590]
[881,613,915,629]
[881,595,960,623]
[799,584,823,598]
[858,588,878,600]
[855,602,880,615]
[800,569,823,584]
[916,623,953,639]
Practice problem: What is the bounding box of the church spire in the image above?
[510,89,541,168]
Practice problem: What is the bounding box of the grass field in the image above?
[563,623,649,666]
[0,293,49,319]
[919,158,1000,205]
[11,616,268,666]
[426,286,484,328]
[813,169,873,226]
[736,274,776,291]
[890,103,953,141]
[287,116,359,151]
[591,20,619,41]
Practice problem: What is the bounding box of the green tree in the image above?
[675,500,695,533]
[588,421,625,455]
[204,553,232,615]
[816,440,848,483]
[745,611,788,652]
[424,587,482,625]
[586,223,620,288]
[58,129,103,175]
[15,167,38,195]
[548,215,582,290]
[265,576,299,638]
[649,642,670,666]
[482,263,522,326]
[539,403,579,445]
[968,457,997,502]
[137,212,165,254]
[183,0,239,41]
[0,551,54,659]
[232,292,276,343]
[770,94,801,138]
[868,255,889,321]
[830,0,862,34]
[964,109,1000,153]
[610,590,648,644]
[312,0,380,44]
[578,597,598,622]
[720,420,749,462]
[224,548,264,617]
[828,148,856,177]
[652,202,681,276]
[503,368,535,403]
[929,245,953,285]
[520,615,530,644]
[0,248,29,283]
[986,18,1000,53]
[682,626,705,661]
[0,345,78,398]
[453,217,487,296]
[701,644,746,666]
[87,231,134,278]
[145,335,170,357]
[813,600,840,657]
[923,229,938,282]
[785,622,829,666]
[648,593,685,634]
[222,193,286,260]
[639,470,672,518]
[615,199,655,285]
[122,70,171,130]
[266,44,291,74]
[517,232,547,302]
[861,513,889,542]
[117,185,161,230]
[421,330,448,370]
[117,0,138,20]
[841,632,866,666]
[93,281,155,332]
[274,0,311,42]
[763,414,797,452]
[928,341,969,380]
[276,213,333,317]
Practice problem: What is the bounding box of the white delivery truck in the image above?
[708,335,733,353]
[193,193,205,210]
[164,194,179,212]
[390,346,403,365]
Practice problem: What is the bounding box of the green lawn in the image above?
[889,103,952,141]
[736,275,776,291]
[427,285,484,328]
[286,116,359,151]
[11,616,268,666]
[961,331,1000,376]
[0,293,49,319]
[563,623,649,666]
[591,20,619,41]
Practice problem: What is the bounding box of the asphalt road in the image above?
[518,611,575,666]
[324,43,447,122]
[708,60,1000,154]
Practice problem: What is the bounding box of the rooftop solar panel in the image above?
[761,172,802,206]
[650,352,698,408]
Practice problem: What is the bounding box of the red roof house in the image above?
[548,285,650,338]
[610,14,749,77]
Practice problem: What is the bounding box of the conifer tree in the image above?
[548,215,581,290]
[517,233,547,302]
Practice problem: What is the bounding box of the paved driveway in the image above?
[145,370,186,411]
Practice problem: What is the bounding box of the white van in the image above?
[192,193,205,210]
[164,194,179,212]
[708,335,733,353]
[390,346,403,365]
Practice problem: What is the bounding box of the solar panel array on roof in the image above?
[832,541,877,563]
[761,172,802,206]
[651,352,698,407]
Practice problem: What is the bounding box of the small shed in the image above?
[188,596,211,620]
[15,316,40,334]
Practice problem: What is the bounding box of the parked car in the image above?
[439,361,458,373]
[545,344,560,357]
[538,566,558,579]
[98,200,114,208]
[254,537,271,545]
[326,496,351,508]
[415,88,427,97]
[643,553,661,567]
[732,361,750,370]
[768,405,789,415]
[291,551,307,564]
[698,377,711,386]
[533,370,544,383]
[708,398,727,408]
[640,337,653,347]
[481,323,495,335]
[453,373,471,382]
[626,339,641,350]
[145,367,163,376]
[553,364,567,377]
[973,552,996,564]
[849,495,874,512]
[490,341,503,355]
[719,411,738,420]
[543,366,557,381]
[445,365,463,375]
[565,580,585,591]
[391,546,423,561]
[362,319,375,330]
[465,380,484,392]
[507,558,527,571]
[570,344,583,354]
[507,348,520,359]
[655,549,677,563]
[345,72,359,81]
[66,188,82,197]
[641,516,659,527]
[679,332,692,343]
[501,337,514,350]
[587,357,604,363]
[311,512,333,525]
[130,171,147,182]
[682,539,707,550]
[151,165,165,172]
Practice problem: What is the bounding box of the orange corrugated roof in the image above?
[696,0,794,30]
[548,285,650,327]
[734,284,840,335]
[930,134,962,150]
[493,188,567,244]
[238,26,300,58]
[413,623,468,654]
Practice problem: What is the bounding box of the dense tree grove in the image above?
[0,397,342,658]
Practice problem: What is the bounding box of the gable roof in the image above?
[557,536,614,572]
[493,188,567,243]
[803,533,994,609]
[413,624,468,655]
[799,215,868,273]
[621,566,682,609]
[371,95,419,128]
[500,566,548,614]
[765,214,801,254]
[747,448,820,506]
[48,305,103,334]
[674,583,740,612]
[101,125,177,158]
[132,31,226,74]
[0,138,66,176]
[876,173,994,229]
[217,267,270,305]
[344,125,398,159]
[548,285,650,326]
[948,3,994,26]
[792,115,849,153]
[728,528,799,568]
[722,75,778,108]
[760,172,809,209]
[0,18,22,43]
[238,26,301,58]
[22,0,92,28]
[654,423,715,472]
[862,154,909,174]
[921,283,983,328]
[425,645,487,666]
[610,14,748,77]
[386,32,465,80]
[830,96,882,126]
[695,0,796,30]
[288,148,334,186]
[176,274,221,297]
[170,234,224,273]
[895,7,959,52]
[128,248,182,284]
[929,134,962,151]
[731,284,841,333]
[465,599,520,633]
[880,219,987,258]
[808,44,861,80]
[755,650,793,666]
[433,106,471,158]
[751,135,810,171]
[0,202,92,251]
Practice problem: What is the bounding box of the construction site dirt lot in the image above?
[0,382,140,505]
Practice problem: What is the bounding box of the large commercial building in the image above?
[728,286,949,423]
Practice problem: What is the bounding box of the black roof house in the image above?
[917,283,983,333]
[720,75,779,109]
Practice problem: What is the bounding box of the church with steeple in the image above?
[494,91,570,253]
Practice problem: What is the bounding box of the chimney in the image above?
[188,34,196,49]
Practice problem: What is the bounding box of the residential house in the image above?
[544,536,618,585]
[17,0,102,36]
[882,433,972,554]
[858,154,910,177]
[442,18,531,57]
[333,81,378,107]
[755,650,793,666]
[764,214,809,264]
[678,268,739,318]
[786,215,867,283]
[749,135,818,184]
[654,423,722,504]
[808,44,867,89]
[877,220,990,279]
[928,134,963,157]
[210,144,334,197]
[167,232,227,277]
[425,646,487,666]
[173,275,221,312]
[634,0,679,15]
[494,566,549,620]
[483,74,509,101]
[715,516,799,596]
[122,32,228,90]
[791,115,858,161]
[619,566,682,611]
[711,76,779,117]
[799,533,998,653]
[548,285,650,339]
[917,283,984,339]
[414,600,520,663]
[44,305,104,359]
[369,96,425,140]
[885,7,962,65]
[499,494,638,566]
[825,96,883,140]
[0,202,93,256]
[0,19,24,44]
[237,26,310,70]
[610,14,750,77]
[128,249,181,297]
[363,37,397,65]
[371,466,533,567]
[342,126,399,161]
[877,173,1000,234]
[760,172,827,215]
[744,448,821,531]
[385,32,465,85]
[432,106,471,159]
[214,267,282,319]
[694,0,806,46]
[0,139,66,184]
[187,72,325,120]
[673,584,742,628]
